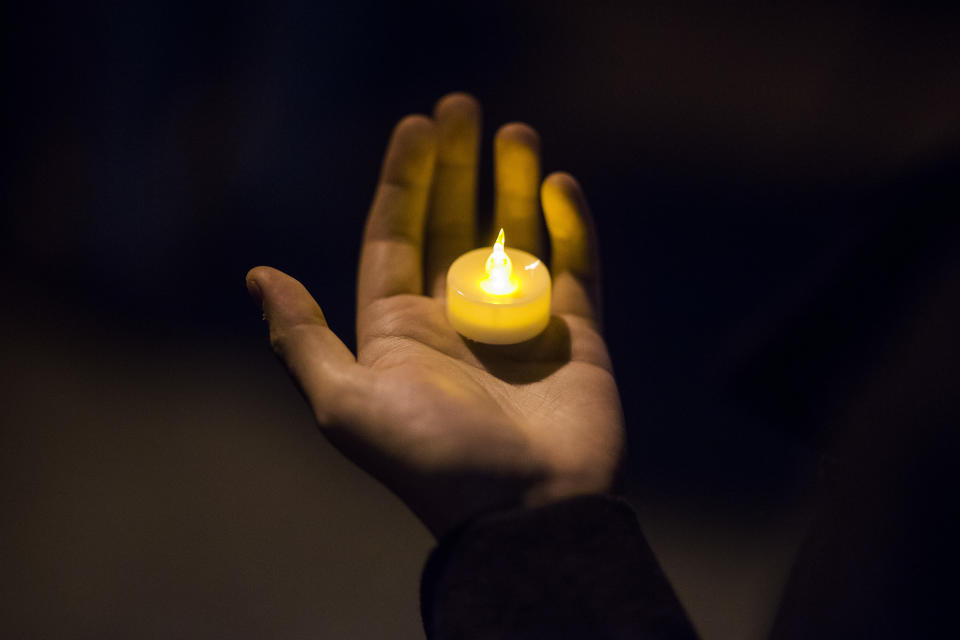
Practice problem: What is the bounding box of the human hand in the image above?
[246,94,624,538]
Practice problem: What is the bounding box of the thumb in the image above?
[245,266,368,425]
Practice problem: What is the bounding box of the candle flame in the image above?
[479,228,519,295]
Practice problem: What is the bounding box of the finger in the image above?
[426,93,481,297]
[357,115,437,315]
[541,172,602,324]
[493,122,541,255]
[246,266,371,425]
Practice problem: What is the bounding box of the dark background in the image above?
[3,1,959,638]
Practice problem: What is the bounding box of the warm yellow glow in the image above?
[479,228,519,295]
[446,240,551,345]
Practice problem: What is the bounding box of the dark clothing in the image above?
[422,480,956,639]
[421,496,699,640]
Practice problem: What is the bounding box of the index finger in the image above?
[357,115,438,317]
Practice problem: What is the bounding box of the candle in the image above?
[446,229,551,344]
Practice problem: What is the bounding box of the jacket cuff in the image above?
[421,494,699,639]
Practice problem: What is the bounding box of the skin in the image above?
[246,93,625,538]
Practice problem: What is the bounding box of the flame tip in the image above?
[482,227,517,294]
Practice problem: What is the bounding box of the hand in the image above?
[246,93,624,538]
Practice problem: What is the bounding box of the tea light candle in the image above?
[446,229,551,344]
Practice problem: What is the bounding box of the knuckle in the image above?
[268,322,316,358]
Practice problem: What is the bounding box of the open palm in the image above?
[248,94,624,537]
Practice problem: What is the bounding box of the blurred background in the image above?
[3,1,959,638]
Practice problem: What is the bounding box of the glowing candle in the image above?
[446,229,551,344]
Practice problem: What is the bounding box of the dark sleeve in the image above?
[420,495,700,640]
